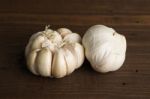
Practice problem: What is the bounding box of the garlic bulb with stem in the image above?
[25,26,84,78]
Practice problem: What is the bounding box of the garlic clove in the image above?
[35,48,52,77]
[26,49,40,75]
[63,48,76,75]
[63,33,81,43]
[29,32,43,42]
[73,43,84,69]
[30,35,45,51]
[57,28,72,38]
[25,33,43,57]
[64,43,84,69]
[52,49,67,78]
[63,43,84,69]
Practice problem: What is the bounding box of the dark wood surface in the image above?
[0,0,150,99]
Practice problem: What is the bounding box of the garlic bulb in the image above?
[25,26,84,78]
[82,25,127,73]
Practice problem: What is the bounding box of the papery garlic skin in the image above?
[82,25,127,73]
[25,27,84,78]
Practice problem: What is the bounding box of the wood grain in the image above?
[0,0,150,99]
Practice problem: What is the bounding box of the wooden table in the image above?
[0,0,150,99]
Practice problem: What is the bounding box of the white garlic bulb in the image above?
[82,25,127,73]
[25,26,84,78]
